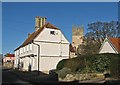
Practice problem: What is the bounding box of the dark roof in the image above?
[15,22,59,51]
[5,53,15,57]
[109,37,120,53]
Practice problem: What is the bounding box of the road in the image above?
[2,67,118,85]
[2,67,32,84]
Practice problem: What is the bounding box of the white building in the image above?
[99,36,120,54]
[14,16,70,72]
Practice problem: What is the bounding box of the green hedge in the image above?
[110,54,120,79]
[56,53,120,79]
[56,59,67,70]
[57,55,85,72]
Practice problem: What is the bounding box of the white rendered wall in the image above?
[40,57,67,71]
[99,41,117,54]
[34,28,69,44]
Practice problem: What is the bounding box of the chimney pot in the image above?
[35,16,47,31]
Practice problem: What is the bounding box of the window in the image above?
[21,48,23,54]
[20,48,22,54]
[15,51,17,56]
[24,47,25,53]
[30,44,32,51]
[16,60,18,64]
[27,45,29,52]
[50,31,55,35]
[7,60,11,62]
[18,50,20,55]
[17,50,18,55]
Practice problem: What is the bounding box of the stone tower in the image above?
[72,25,84,53]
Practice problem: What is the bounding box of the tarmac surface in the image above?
[2,67,32,85]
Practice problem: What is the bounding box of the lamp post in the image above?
[33,41,40,76]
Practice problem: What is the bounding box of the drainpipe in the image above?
[32,41,40,76]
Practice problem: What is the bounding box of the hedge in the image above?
[56,53,120,79]
[56,59,67,70]
[110,54,120,79]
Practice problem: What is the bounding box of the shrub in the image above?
[56,59,67,70]
[92,54,111,73]
[57,67,72,79]
[64,57,84,72]
[110,54,120,79]
[56,53,120,79]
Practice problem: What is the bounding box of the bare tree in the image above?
[77,21,119,55]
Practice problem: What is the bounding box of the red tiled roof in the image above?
[15,22,59,51]
[5,54,15,57]
[109,38,120,53]
[69,44,76,52]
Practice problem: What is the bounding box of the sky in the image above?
[1,0,120,2]
[2,2,118,55]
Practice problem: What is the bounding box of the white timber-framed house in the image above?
[14,16,70,72]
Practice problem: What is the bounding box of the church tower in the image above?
[72,25,84,54]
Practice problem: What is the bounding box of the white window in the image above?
[21,48,22,54]
[14,60,16,64]
[16,50,18,55]
[24,47,25,53]
[20,48,21,54]
[25,46,27,52]
[21,48,23,54]
[16,59,18,64]
[17,50,18,55]
[30,44,32,51]
[27,45,29,52]
[18,50,20,55]
[15,51,17,56]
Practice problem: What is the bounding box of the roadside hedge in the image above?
[110,54,120,79]
[56,53,120,79]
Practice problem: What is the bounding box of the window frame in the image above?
[50,31,55,35]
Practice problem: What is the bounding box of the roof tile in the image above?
[109,38,120,53]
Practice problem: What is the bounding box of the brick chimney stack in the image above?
[35,16,47,31]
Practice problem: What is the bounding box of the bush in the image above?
[110,54,120,79]
[92,54,111,73]
[57,56,85,72]
[56,53,120,79]
[56,59,67,70]
[57,67,72,79]
[64,57,84,72]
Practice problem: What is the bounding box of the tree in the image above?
[77,37,101,55]
[77,21,119,55]
[86,21,119,43]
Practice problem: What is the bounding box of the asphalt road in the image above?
[2,68,32,85]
